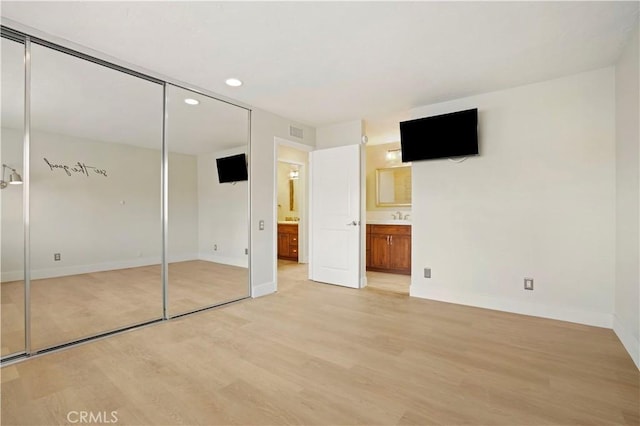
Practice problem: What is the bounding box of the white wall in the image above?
[250,109,315,297]
[197,146,248,268]
[168,152,199,262]
[32,130,161,279]
[1,128,199,281]
[316,120,364,149]
[410,68,616,328]
[614,23,640,369]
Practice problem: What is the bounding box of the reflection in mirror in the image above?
[167,85,250,316]
[29,43,164,350]
[1,37,26,357]
[376,166,412,207]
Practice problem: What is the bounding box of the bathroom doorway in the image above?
[364,141,411,295]
[274,139,311,290]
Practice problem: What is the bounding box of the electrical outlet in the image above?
[259,220,265,231]
[424,268,431,278]
[524,278,534,290]
[54,253,61,261]
[214,244,217,251]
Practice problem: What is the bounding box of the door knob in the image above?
[346,220,360,226]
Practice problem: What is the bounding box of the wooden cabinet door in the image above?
[289,245,298,260]
[278,233,290,258]
[366,225,411,274]
[370,234,390,269]
[366,232,372,268]
[389,234,411,272]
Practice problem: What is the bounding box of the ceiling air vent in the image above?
[289,125,304,139]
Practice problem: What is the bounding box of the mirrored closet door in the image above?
[166,84,250,316]
[29,43,164,350]
[0,28,253,360]
[1,37,26,357]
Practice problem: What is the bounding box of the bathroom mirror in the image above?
[376,166,412,207]
[166,84,250,317]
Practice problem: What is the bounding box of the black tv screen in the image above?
[216,153,248,183]
[400,108,478,162]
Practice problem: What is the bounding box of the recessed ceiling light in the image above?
[225,78,243,87]
[184,98,199,105]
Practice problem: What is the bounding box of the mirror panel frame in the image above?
[0,35,27,358]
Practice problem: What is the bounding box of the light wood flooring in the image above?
[1,260,248,354]
[1,262,638,425]
[366,270,410,295]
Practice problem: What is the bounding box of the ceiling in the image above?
[1,1,638,143]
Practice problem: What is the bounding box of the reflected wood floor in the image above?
[1,260,248,353]
[2,262,639,425]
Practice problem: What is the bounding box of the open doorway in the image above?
[274,138,311,290]
[364,141,411,295]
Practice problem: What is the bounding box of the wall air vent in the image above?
[289,125,304,139]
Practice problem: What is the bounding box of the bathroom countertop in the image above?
[277,221,299,225]
[366,220,411,226]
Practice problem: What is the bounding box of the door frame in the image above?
[273,137,312,290]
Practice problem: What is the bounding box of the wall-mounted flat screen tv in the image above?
[216,153,248,183]
[400,108,478,162]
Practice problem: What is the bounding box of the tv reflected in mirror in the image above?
[216,153,248,183]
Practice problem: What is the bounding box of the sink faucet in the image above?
[396,211,403,220]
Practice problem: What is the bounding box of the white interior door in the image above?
[309,144,361,288]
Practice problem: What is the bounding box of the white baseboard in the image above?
[1,253,244,283]
[1,253,201,282]
[169,253,200,263]
[252,281,276,298]
[3,257,162,282]
[410,285,613,328]
[613,314,640,370]
[198,253,248,268]
[1,270,23,282]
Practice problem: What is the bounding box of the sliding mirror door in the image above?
[29,43,164,350]
[166,85,250,316]
[1,37,26,357]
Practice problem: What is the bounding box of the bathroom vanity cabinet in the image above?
[277,223,299,261]
[366,224,411,275]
